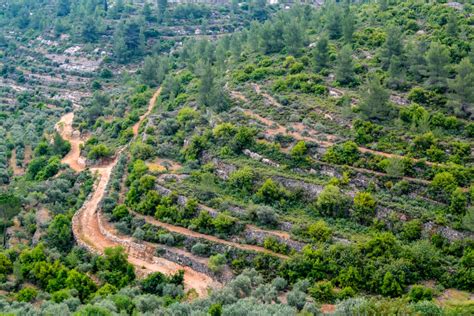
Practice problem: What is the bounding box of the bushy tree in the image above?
[290,141,308,162]
[307,220,332,242]
[16,287,37,302]
[429,172,457,203]
[94,247,135,288]
[309,280,335,303]
[352,192,376,224]
[380,271,403,297]
[46,215,73,252]
[315,185,349,218]
[228,167,255,194]
[65,270,97,302]
[449,188,467,216]
[255,179,286,204]
[408,285,433,302]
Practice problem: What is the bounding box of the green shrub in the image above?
[408,285,433,302]
[323,141,360,165]
[263,236,289,254]
[401,219,422,241]
[429,172,457,202]
[381,271,404,297]
[88,144,113,160]
[352,192,376,224]
[449,188,467,216]
[290,141,307,161]
[51,289,72,303]
[338,266,362,290]
[112,205,129,221]
[255,179,287,204]
[16,287,38,302]
[315,184,350,218]
[228,167,255,193]
[407,87,446,107]
[353,119,383,144]
[191,243,209,257]
[307,220,332,242]
[209,254,226,273]
[309,280,335,303]
[212,213,238,234]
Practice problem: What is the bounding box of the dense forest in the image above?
[0,0,473,315]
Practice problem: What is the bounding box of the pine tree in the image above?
[284,20,305,56]
[449,58,474,117]
[81,17,99,43]
[342,11,355,44]
[141,56,158,86]
[143,3,153,22]
[446,12,458,37]
[157,0,168,21]
[406,41,428,82]
[380,25,403,69]
[426,42,450,92]
[313,36,329,72]
[359,78,393,121]
[335,45,355,86]
[57,0,71,17]
[387,56,407,90]
[113,25,128,63]
[326,7,342,40]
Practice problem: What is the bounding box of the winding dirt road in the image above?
[55,112,86,172]
[57,88,219,296]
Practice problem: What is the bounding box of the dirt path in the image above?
[55,112,86,172]
[62,87,218,296]
[133,212,289,260]
[133,88,161,135]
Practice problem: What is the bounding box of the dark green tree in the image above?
[380,25,403,69]
[449,58,474,118]
[326,6,342,40]
[342,10,355,43]
[157,0,168,21]
[46,215,73,252]
[283,20,305,56]
[359,78,392,121]
[57,0,71,16]
[335,45,355,86]
[81,17,99,43]
[446,12,458,37]
[313,36,329,72]
[406,41,428,82]
[426,42,450,92]
[0,193,21,247]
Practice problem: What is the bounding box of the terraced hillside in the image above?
[0,1,473,315]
